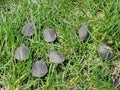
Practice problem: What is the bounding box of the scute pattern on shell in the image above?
[14,44,29,61]
[48,51,65,64]
[78,23,90,41]
[22,22,36,37]
[32,60,48,78]
[43,29,57,42]
[98,44,113,60]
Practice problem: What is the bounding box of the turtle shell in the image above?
[32,60,48,78]
[78,24,90,41]
[48,51,65,64]
[14,44,29,61]
[98,44,113,60]
[22,22,36,37]
[43,29,57,42]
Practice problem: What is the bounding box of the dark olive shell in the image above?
[97,44,113,60]
[43,29,57,42]
[14,44,29,61]
[22,22,36,37]
[48,51,65,64]
[32,60,48,78]
[78,24,90,41]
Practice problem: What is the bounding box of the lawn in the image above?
[0,0,120,90]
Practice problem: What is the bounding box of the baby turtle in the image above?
[32,60,48,78]
[43,29,57,42]
[78,23,90,41]
[14,44,29,61]
[97,44,113,60]
[48,51,65,64]
[22,22,36,37]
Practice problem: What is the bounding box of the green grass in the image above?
[0,0,120,90]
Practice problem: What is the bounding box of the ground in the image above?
[0,0,120,90]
